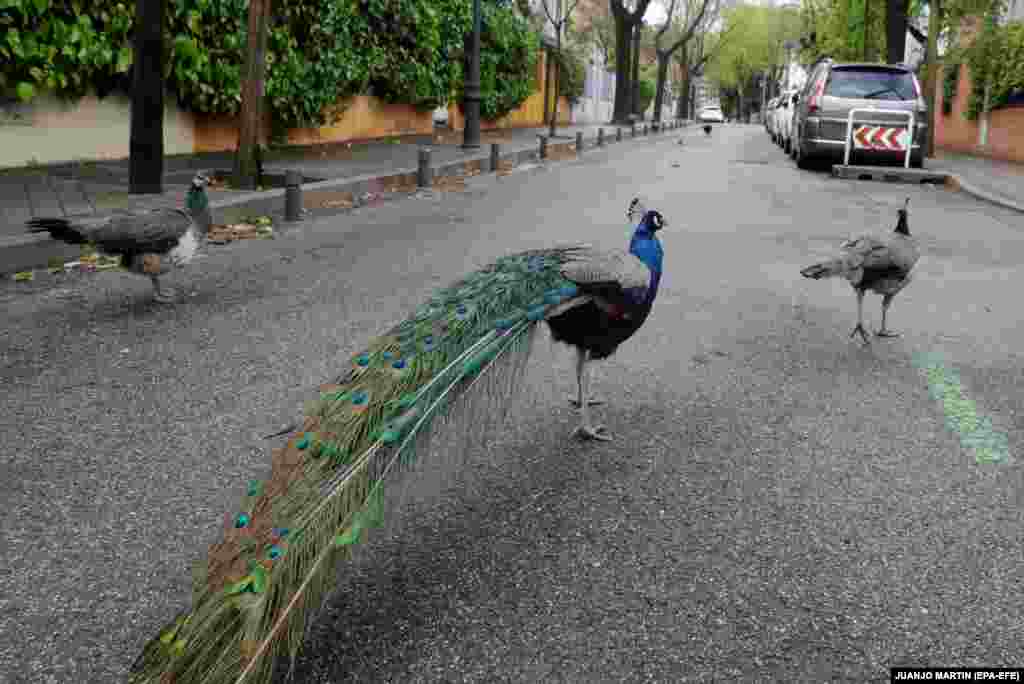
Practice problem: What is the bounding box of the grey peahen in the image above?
[26,172,212,303]
[801,197,919,345]
[128,196,666,684]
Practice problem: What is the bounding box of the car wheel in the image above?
[795,144,813,170]
[910,156,923,169]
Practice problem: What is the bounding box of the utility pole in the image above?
[129,0,164,195]
[234,0,271,189]
[463,0,483,148]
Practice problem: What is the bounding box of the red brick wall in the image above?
[933,16,1024,163]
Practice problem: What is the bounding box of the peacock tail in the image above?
[129,245,590,684]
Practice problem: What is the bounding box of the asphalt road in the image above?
[1,124,1022,684]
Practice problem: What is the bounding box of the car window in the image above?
[825,68,917,100]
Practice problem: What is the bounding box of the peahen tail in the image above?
[800,255,858,280]
[129,245,589,684]
[26,217,91,244]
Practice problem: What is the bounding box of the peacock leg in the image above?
[151,275,176,304]
[572,351,611,441]
[568,347,604,407]
[876,294,899,337]
[849,289,870,345]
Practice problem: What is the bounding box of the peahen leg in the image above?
[849,289,870,345]
[150,275,177,304]
[876,294,899,337]
[572,351,611,442]
[568,347,604,407]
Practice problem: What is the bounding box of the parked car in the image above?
[791,59,928,170]
[770,97,785,145]
[699,105,725,124]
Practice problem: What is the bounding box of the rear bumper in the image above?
[799,115,927,162]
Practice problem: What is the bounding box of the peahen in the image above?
[26,172,212,303]
[801,197,919,345]
[128,197,666,684]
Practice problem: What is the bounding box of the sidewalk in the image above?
[0,122,662,274]
[928,151,1024,214]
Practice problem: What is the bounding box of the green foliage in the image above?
[455,3,540,121]
[964,9,1024,119]
[1,0,539,133]
[942,59,962,114]
[709,5,800,92]
[0,0,135,101]
[554,43,586,104]
[638,75,656,114]
[799,0,886,63]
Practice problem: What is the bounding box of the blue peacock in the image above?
[129,196,667,684]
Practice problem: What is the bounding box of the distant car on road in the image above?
[699,106,725,124]
[791,59,928,170]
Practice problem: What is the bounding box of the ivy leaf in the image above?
[15,81,35,102]
[115,46,132,72]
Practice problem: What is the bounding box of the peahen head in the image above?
[894,197,910,236]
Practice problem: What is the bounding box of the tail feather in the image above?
[800,256,854,280]
[129,246,585,684]
[26,217,90,244]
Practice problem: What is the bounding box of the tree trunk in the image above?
[653,53,670,124]
[550,23,561,136]
[612,15,633,123]
[544,47,553,123]
[234,0,270,190]
[923,0,941,157]
[631,25,641,118]
[129,0,164,195]
[886,0,908,64]
[677,63,691,119]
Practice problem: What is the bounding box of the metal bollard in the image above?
[490,143,501,172]
[631,122,636,138]
[284,170,302,222]
[575,131,583,153]
[616,127,622,142]
[643,124,648,136]
[597,128,604,147]
[417,148,432,188]
[539,135,548,159]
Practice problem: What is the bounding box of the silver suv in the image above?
[792,59,928,170]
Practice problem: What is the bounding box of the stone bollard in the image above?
[490,143,501,173]
[284,170,303,222]
[539,135,548,159]
[575,131,583,153]
[597,128,604,147]
[616,127,622,142]
[417,148,432,188]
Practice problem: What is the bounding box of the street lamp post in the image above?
[463,0,482,149]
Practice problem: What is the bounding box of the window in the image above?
[825,68,917,100]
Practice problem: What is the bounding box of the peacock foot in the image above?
[849,323,871,345]
[876,328,900,338]
[568,396,605,408]
[572,424,612,442]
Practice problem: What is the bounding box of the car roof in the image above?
[828,62,913,72]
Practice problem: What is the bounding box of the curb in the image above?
[942,173,1024,214]
[0,123,679,275]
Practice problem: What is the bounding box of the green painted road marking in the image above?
[913,352,1011,465]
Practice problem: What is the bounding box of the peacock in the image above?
[801,197,919,345]
[128,197,666,684]
[26,172,212,303]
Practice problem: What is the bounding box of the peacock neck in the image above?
[629,230,663,301]
[186,189,212,234]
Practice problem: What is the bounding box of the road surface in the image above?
[1,125,1022,683]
